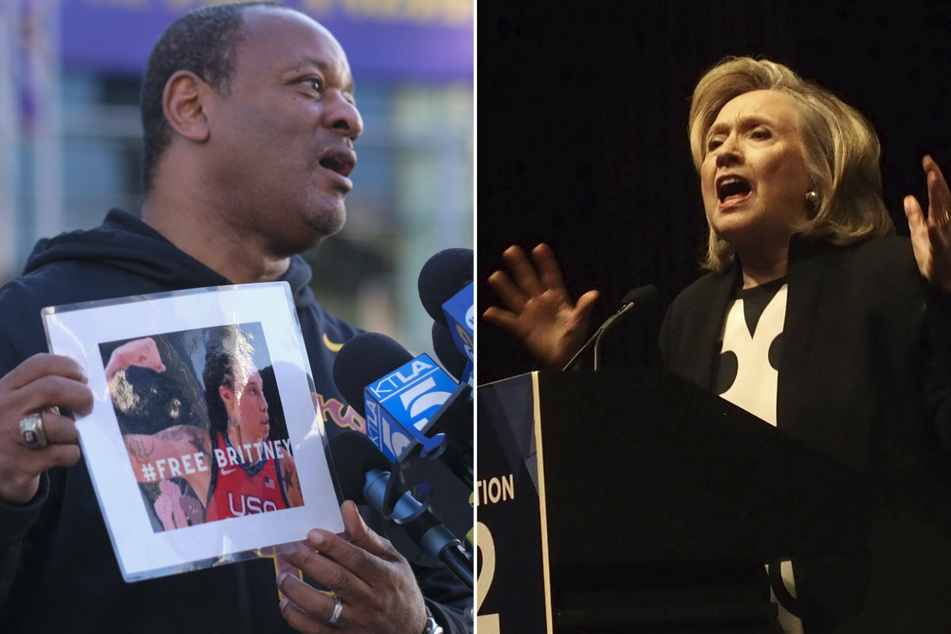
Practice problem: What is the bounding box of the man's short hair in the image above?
[139,1,292,193]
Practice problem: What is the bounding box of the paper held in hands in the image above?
[42,283,344,582]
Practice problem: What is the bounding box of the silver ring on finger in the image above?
[326,594,342,626]
[19,412,48,449]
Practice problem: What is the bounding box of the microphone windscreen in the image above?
[621,284,659,307]
[332,332,414,417]
[418,248,473,325]
[432,322,467,380]
[329,430,390,504]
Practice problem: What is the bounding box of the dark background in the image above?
[477,0,951,382]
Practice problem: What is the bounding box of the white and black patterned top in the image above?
[714,277,788,427]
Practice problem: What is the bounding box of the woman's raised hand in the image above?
[483,243,599,368]
[905,155,951,294]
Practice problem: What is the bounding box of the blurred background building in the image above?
[0,0,473,356]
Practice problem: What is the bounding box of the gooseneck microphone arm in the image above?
[592,302,636,371]
[561,284,658,372]
[561,301,635,371]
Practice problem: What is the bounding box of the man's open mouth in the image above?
[319,148,356,177]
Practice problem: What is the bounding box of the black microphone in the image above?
[332,332,412,419]
[432,321,468,381]
[331,430,473,589]
[562,284,659,371]
[418,249,474,379]
[417,248,473,326]
[333,331,472,489]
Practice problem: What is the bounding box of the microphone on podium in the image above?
[561,284,658,371]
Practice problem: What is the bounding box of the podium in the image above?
[476,370,873,633]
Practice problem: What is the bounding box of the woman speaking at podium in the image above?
[484,57,951,633]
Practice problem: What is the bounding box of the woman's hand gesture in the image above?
[483,243,599,368]
[905,155,951,294]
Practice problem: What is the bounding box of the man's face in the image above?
[206,7,363,256]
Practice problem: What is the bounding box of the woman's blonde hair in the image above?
[689,57,894,272]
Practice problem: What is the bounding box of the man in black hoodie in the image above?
[0,3,470,633]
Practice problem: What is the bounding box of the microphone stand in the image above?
[561,301,636,371]
[560,284,658,371]
[384,441,474,589]
[364,466,474,589]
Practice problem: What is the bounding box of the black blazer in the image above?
[659,235,951,633]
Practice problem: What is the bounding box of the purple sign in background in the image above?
[61,0,473,82]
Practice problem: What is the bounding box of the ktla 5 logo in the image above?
[398,375,452,422]
[365,400,414,460]
[364,354,455,461]
[367,358,437,399]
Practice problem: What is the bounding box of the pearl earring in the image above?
[805,190,819,205]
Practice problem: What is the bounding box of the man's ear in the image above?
[162,70,212,143]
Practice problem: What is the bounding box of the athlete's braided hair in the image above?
[203,349,237,436]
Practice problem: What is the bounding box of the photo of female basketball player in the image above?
[101,324,304,532]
